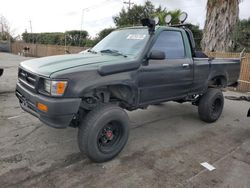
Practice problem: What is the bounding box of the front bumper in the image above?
[16,82,81,128]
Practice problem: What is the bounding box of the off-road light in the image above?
[179,12,188,23]
[154,17,159,25]
[165,15,172,24]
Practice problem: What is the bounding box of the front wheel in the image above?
[78,104,129,162]
[198,89,224,123]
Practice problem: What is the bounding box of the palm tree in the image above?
[169,9,182,25]
[154,9,182,25]
[201,0,241,52]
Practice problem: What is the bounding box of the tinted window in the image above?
[151,31,185,59]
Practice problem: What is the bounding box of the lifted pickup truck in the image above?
[16,18,240,162]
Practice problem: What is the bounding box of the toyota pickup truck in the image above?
[16,18,241,162]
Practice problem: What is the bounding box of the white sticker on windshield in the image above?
[127,34,146,40]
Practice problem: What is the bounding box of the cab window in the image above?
[151,31,185,59]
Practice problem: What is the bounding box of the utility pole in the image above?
[1,23,3,33]
[79,8,89,46]
[65,33,67,54]
[29,20,34,44]
[123,0,134,10]
[29,20,32,33]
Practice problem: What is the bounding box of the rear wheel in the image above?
[78,104,129,162]
[198,89,224,123]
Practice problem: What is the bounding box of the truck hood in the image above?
[20,53,128,77]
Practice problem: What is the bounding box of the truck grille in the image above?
[18,68,37,91]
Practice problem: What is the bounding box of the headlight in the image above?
[43,79,68,96]
[44,79,51,93]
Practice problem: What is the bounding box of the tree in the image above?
[22,30,89,46]
[95,28,115,43]
[22,32,64,45]
[0,15,12,41]
[65,30,88,46]
[113,1,184,27]
[232,18,250,52]
[113,1,155,27]
[201,0,241,52]
[186,24,203,50]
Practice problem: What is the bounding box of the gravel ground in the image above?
[0,52,249,188]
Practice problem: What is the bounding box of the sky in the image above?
[0,0,249,38]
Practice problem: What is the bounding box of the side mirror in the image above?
[148,50,165,60]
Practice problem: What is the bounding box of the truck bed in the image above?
[193,57,241,93]
[209,58,241,86]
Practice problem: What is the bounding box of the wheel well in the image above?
[71,85,136,127]
[108,85,135,104]
[80,85,136,110]
[209,76,227,88]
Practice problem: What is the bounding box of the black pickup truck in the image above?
[16,18,240,162]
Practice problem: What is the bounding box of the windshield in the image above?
[91,29,149,58]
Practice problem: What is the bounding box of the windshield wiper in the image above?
[100,49,127,57]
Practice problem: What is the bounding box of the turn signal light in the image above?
[37,103,48,112]
[56,82,66,95]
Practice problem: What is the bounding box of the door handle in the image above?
[182,64,190,68]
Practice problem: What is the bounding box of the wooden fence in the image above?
[207,52,250,92]
[11,42,86,57]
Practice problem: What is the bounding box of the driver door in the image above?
[138,30,193,104]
